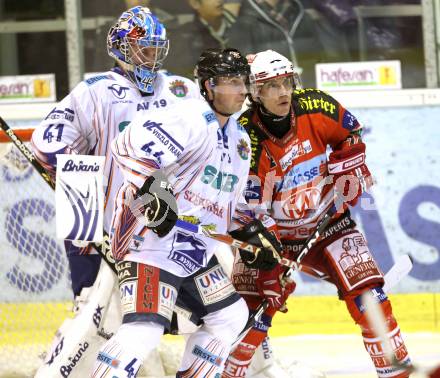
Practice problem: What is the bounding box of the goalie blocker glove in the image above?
[137,172,178,237]
[230,219,282,270]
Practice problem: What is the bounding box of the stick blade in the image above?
[383,254,413,292]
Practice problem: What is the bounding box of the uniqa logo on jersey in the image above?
[55,154,105,243]
[281,186,322,219]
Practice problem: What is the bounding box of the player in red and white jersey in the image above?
[223,50,412,378]
[92,48,283,378]
[31,6,199,299]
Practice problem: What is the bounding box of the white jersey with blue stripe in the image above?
[111,98,252,277]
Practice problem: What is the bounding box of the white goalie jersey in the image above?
[111,98,252,277]
[31,68,200,236]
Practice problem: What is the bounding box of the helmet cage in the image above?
[107,7,169,93]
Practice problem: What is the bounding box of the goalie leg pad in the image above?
[92,321,164,378]
[65,242,101,296]
[345,287,411,378]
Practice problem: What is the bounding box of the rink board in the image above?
[1,293,439,348]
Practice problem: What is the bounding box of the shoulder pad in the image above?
[293,88,340,122]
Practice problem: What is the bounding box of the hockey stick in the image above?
[177,217,414,291]
[177,193,345,343]
[360,254,416,376]
[176,219,330,280]
[0,116,117,274]
[382,254,413,293]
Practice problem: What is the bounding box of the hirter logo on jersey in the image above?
[169,80,188,98]
[237,138,250,160]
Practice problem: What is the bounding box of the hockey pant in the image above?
[93,259,249,377]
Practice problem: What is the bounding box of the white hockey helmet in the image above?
[248,50,301,100]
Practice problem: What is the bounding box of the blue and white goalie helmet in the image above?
[107,6,169,93]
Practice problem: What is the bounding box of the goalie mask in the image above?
[107,6,169,93]
[248,50,301,102]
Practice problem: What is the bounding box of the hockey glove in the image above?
[328,142,373,207]
[229,219,282,271]
[256,264,296,312]
[137,172,178,238]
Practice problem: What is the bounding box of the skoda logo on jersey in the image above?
[108,84,130,99]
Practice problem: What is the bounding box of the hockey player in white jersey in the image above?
[92,48,284,377]
[31,6,199,299]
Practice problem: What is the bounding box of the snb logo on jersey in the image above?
[55,154,105,243]
[108,84,130,99]
[195,265,235,305]
[169,231,207,274]
[200,165,239,192]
